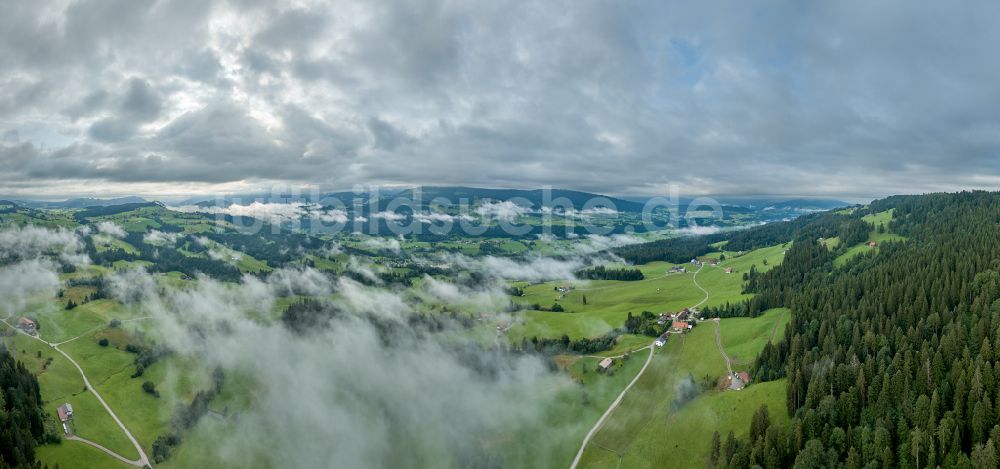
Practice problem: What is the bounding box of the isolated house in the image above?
[867,241,878,247]
[736,371,751,385]
[598,357,613,371]
[17,317,36,334]
[57,403,73,423]
[725,267,734,274]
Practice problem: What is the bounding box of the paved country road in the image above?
[569,265,709,469]
[3,319,151,467]
[66,435,146,466]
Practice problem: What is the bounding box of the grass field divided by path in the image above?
[29,299,145,344]
[58,328,201,455]
[35,439,135,469]
[510,244,787,340]
[1,334,141,462]
[578,308,790,468]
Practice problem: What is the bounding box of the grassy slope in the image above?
[160,352,652,469]
[35,440,134,469]
[511,244,786,340]
[622,379,789,468]
[834,209,908,267]
[578,308,789,468]
[0,334,140,462]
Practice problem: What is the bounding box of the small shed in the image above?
[598,357,613,371]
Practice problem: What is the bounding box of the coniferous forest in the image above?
[716,192,1000,468]
[0,345,49,469]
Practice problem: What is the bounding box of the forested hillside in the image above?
[715,192,1000,468]
[0,345,50,469]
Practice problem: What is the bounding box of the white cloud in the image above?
[0,259,61,317]
[95,221,127,238]
[170,202,348,226]
[412,212,474,224]
[475,201,528,222]
[0,225,88,266]
[144,229,179,245]
[371,211,407,222]
[101,267,567,467]
[361,237,401,253]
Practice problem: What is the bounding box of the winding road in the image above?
[569,264,709,469]
[569,339,656,469]
[2,319,151,467]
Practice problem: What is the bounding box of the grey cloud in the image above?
[2,0,1000,198]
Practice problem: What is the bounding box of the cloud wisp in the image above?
[105,266,571,467]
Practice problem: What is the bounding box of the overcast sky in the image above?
[2,0,999,200]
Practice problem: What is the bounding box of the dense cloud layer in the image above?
[0,226,86,316]
[108,267,570,467]
[2,1,1000,199]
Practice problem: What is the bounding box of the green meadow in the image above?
[834,209,908,267]
[510,244,786,340]
[578,308,790,468]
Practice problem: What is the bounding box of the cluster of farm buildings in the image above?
[653,308,700,347]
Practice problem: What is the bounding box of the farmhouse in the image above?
[56,403,73,423]
[496,320,511,332]
[654,333,669,347]
[728,371,752,391]
[598,357,613,371]
[671,321,691,333]
[556,285,575,293]
[668,265,687,274]
[16,317,36,334]
[725,267,733,274]
[867,241,878,247]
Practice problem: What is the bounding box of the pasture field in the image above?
[834,209,908,267]
[510,244,785,340]
[0,333,141,462]
[36,440,135,469]
[30,299,142,344]
[578,308,790,468]
[620,379,790,468]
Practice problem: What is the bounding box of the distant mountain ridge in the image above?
[176,186,650,212]
[11,196,149,209]
[7,189,851,214]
